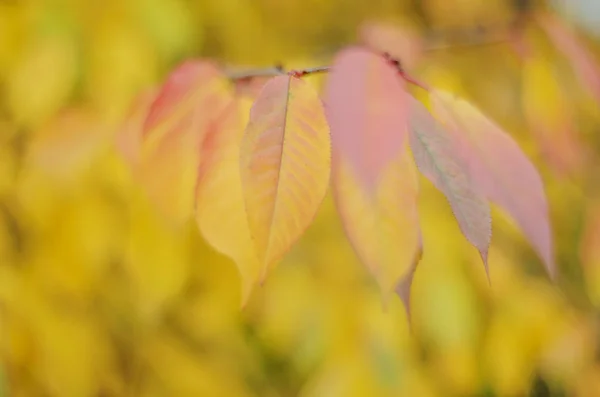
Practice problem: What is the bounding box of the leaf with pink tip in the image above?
[332,142,421,305]
[138,60,233,225]
[240,75,331,282]
[196,97,260,306]
[407,95,491,267]
[431,90,555,279]
[325,46,408,191]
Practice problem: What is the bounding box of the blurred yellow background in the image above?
[2,0,600,396]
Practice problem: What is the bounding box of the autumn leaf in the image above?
[579,200,600,307]
[431,90,554,278]
[332,138,420,306]
[325,47,408,191]
[115,87,158,169]
[407,95,491,268]
[521,56,583,176]
[537,12,600,104]
[26,107,110,181]
[394,247,420,327]
[239,75,331,283]
[195,97,260,306]
[137,60,233,225]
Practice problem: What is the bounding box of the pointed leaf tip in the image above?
[195,97,262,307]
[240,75,331,282]
[395,241,422,331]
[407,95,492,269]
[325,46,409,192]
[431,90,555,280]
[332,142,421,302]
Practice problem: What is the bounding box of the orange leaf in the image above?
[195,97,260,306]
[240,75,331,282]
[115,88,158,169]
[407,95,491,269]
[332,139,420,306]
[137,60,233,225]
[325,47,408,191]
[431,90,555,279]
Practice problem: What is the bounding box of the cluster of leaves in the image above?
[120,36,556,310]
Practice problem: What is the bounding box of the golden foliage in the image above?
[1,1,600,396]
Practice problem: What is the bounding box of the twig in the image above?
[224,17,530,92]
[226,66,286,80]
[226,52,429,91]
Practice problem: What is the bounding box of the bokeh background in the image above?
[2,0,600,396]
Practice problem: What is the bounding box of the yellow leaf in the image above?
[332,143,420,303]
[87,22,158,121]
[124,194,191,321]
[240,75,331,282]
[6,34,77,128]
[521,56,583,175]
[195,97,260,306]
[136,61,233,225]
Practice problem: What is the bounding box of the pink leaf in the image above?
[537,12,600,103]
[408,95,492,269]
[431,90,555,279]
[325,46,408,191]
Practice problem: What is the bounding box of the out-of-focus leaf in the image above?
[407,95,491,268]
[124,194,191,321]
[6,35,78,128]
[579,200,600,307]
[521,55,584,176]
[87,22,158,122]
[431,90,555,279]
[144,332,253,397]
[115,87,159,169]
[26,108,111,182]
[325,47,407,191]
[196,97,260,306]
[240,75,331,282]
[332,143,420,304]
[9,283,111,397]
[137,60,233,225]
[358,21,423,70]
[132,0,197,62]
[537,12,600,104]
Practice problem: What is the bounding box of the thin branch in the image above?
[226,66,286,80]
[288,66,331,78]
[226,65,330,80]
[226,54,428,91]
[225,19,529,92]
